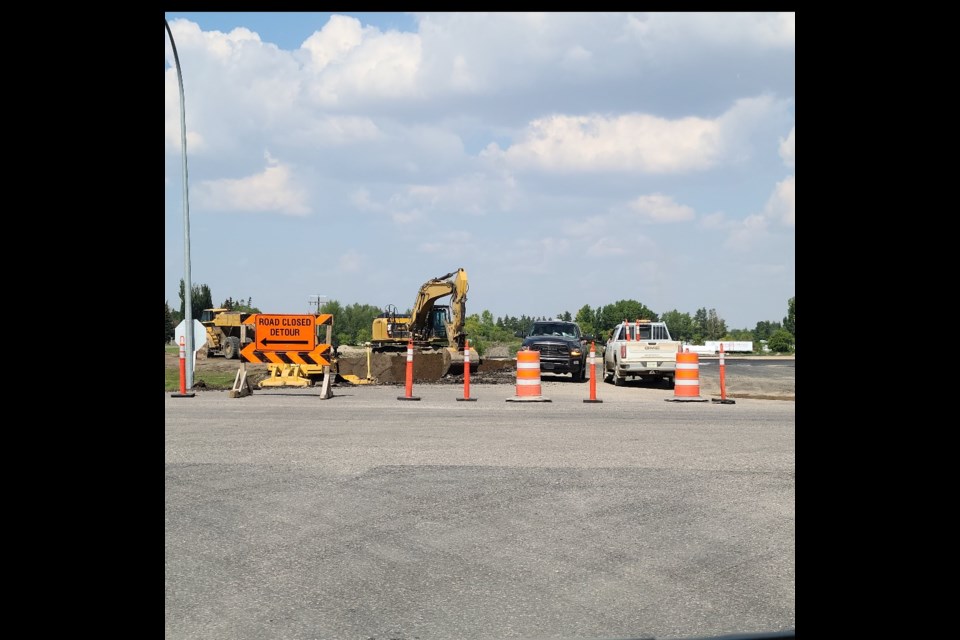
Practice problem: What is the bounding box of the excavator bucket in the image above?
[442,346,482,378]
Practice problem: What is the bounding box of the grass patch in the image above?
[165,367,239,392]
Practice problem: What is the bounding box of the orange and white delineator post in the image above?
[457,340,477,402]
[711,342,736,404]
[170,335,195,398]
[397,338,421,401]
[178,335,187,395]
[506,348,551,402]
[583,341,602,404]
[665,349,708,402]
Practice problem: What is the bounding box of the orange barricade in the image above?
[665,351,707,402]
[506,349,551,402]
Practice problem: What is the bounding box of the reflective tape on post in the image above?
[584,341,602,403]
[398,338,420,401]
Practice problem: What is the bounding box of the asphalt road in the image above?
[166,378,795,640]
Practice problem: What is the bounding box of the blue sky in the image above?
[165,12,794,330]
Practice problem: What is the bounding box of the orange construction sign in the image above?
[240,342,331,367]
[253,314,318,351]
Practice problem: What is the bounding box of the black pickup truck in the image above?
[516,320,592,382]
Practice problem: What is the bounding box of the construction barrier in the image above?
[583,341,602,404]
[506,349,551,402]
[397,338,421,401]
[665,350,708,403]
[457,340,477,402]
[711,342,736,404]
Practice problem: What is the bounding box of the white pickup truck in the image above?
[602,320,682,388]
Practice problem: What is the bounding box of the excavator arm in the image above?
[409,268,469,350]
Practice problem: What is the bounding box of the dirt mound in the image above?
[335,352,517,384]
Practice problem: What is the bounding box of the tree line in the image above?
[166,280,795,355]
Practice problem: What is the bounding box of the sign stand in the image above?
[229,364,253,398]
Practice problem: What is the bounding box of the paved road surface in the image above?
[166,380,795,640]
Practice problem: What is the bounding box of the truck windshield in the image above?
[534,324,578,338]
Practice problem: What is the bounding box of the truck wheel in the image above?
[571,367,583,382]
[223,336,241,359]
[614,368,625,387]
[665,376,675,390]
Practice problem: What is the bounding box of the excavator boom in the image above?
[409,268,468,350]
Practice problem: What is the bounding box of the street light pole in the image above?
[165,18,195,392]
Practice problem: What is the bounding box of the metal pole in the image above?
[165,18,195,390]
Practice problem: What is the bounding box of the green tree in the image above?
[752,320,781,343]
[319,301,382,345]
[598,300,657,335]
[178,279,214,321]
[767,328,795,354]
[660,310,696,343]
[574,305,598,339]
[783,296,795,339]
[219,296,261,313]
[693,308,708,340]
[164,301,175,345]
[704,309,727,341]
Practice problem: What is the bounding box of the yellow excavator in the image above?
[371,268,470,365]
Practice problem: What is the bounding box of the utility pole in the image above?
[308,295,327,313]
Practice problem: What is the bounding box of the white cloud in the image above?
[418,230,474,257]
[586,238,628,257]
[779,126,795,168]
[766,175,795,226]
[624,12,794,50]
[166,13,795,330]
[483,94,788,174]
[485,113,721,173]
[301,15,422,105]
[724,213,770,252]
[194,152,310,216]
[338,249,364,273]
[628,194,696,223]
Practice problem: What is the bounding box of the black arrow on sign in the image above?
[261,338,310,345]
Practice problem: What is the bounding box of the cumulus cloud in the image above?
[166,13,794,328]
[624,12,794,49]
[482,94,788,174]
[338,249,364,273]
[779,126,795,168]
[301,15,422,105]
[194,152,310,216]
[724,213,770,252]
[484,112,722,173]
[628,194,696,223]
[765,175,795,226]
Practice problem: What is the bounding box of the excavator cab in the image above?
[429,307,450,340]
